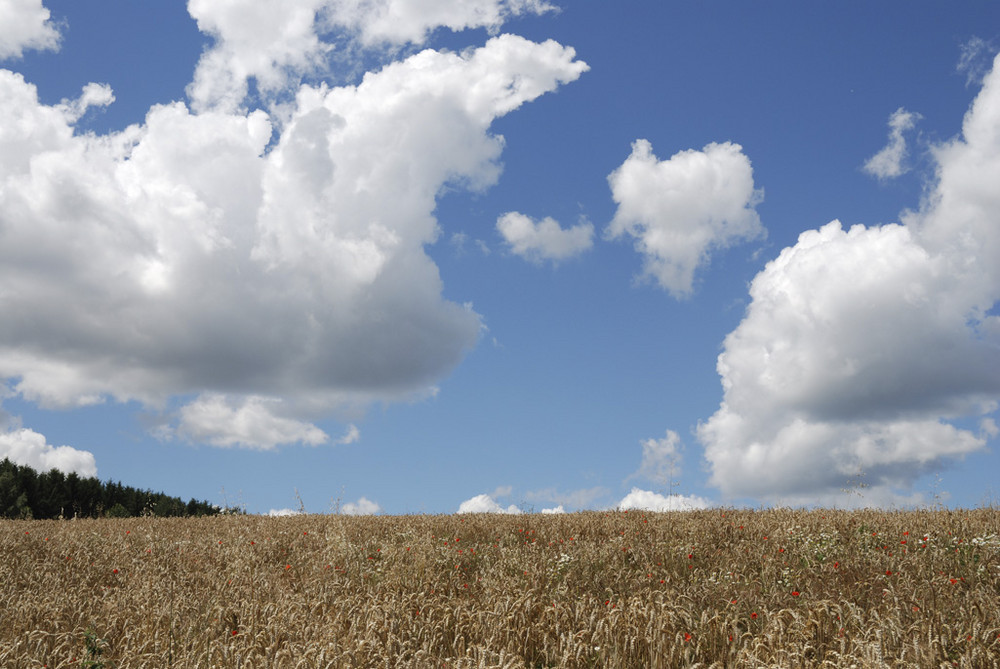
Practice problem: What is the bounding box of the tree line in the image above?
[0,458,221,519]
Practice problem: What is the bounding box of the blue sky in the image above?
[2,0,1000,515]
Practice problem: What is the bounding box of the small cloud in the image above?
[540,505,566,514]
[863,107,922,180]
[618,488,711,512]
[58,82,114,123]
[491,484,513,498]
[267,508,303,517]
[607,139,764,298]
[457,493,521,514]
[335,424,360,445]
[957,37,996,87]
[497,211,593,263]
[629,430,683,486]
[341,496,381,515]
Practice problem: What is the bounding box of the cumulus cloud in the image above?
[618,488,710,512]
[496,211,593,263]
[186,0,560,112]
[0,427,97,477]
[0,0,60,60]
[323,0,557,47]
[0,29,586,448]
[341,496,380,515]
[700,54,1000,505]
[267,507,303,516]
[540,505,565,514]
[863,107,921,180]
[174,394,329,449]
[607,139,765,298]
[457,493,521,514]
[186,0,332,112]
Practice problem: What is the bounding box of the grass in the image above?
[1,508,998,667]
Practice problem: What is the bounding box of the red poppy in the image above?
[791,591,800,596]
[684,633,692,642]
[750,612,758,619]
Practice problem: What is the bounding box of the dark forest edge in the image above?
[0,458,223,519]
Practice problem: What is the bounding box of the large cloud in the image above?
[0,427,97,477]
[186,0,559,112]
[0,20,587,449]
[607,140,765,298]
[0,0,60,60]
[699,54,1000,505]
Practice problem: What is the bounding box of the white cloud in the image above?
[607,139,765,298]
[57,83,115,123]
[630,430,683,485]
[540,505,565,514]
[175,394,329,449]
[863,107,921,180]
[0,0,60,60]
[0,427,97,477]
[341,496,380,515]
[336,424,360,445]
[457,493,521,514]
[186,0,561,112]
[497,211,593,263]
[187,0,332,112]
[957,37,995,87]
[267,507,303,516]
[0,33,586,446]
[323,0,557,47]
[700,54,1000,505]
[618,488,710,512]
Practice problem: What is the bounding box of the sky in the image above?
[2,0,1000,515]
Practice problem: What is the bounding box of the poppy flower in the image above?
[750,612,758,619]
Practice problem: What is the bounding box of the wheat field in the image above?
[1,508,998,668]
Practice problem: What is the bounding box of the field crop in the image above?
[1,508,998,667]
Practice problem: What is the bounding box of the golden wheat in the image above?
[0,508,998,667]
